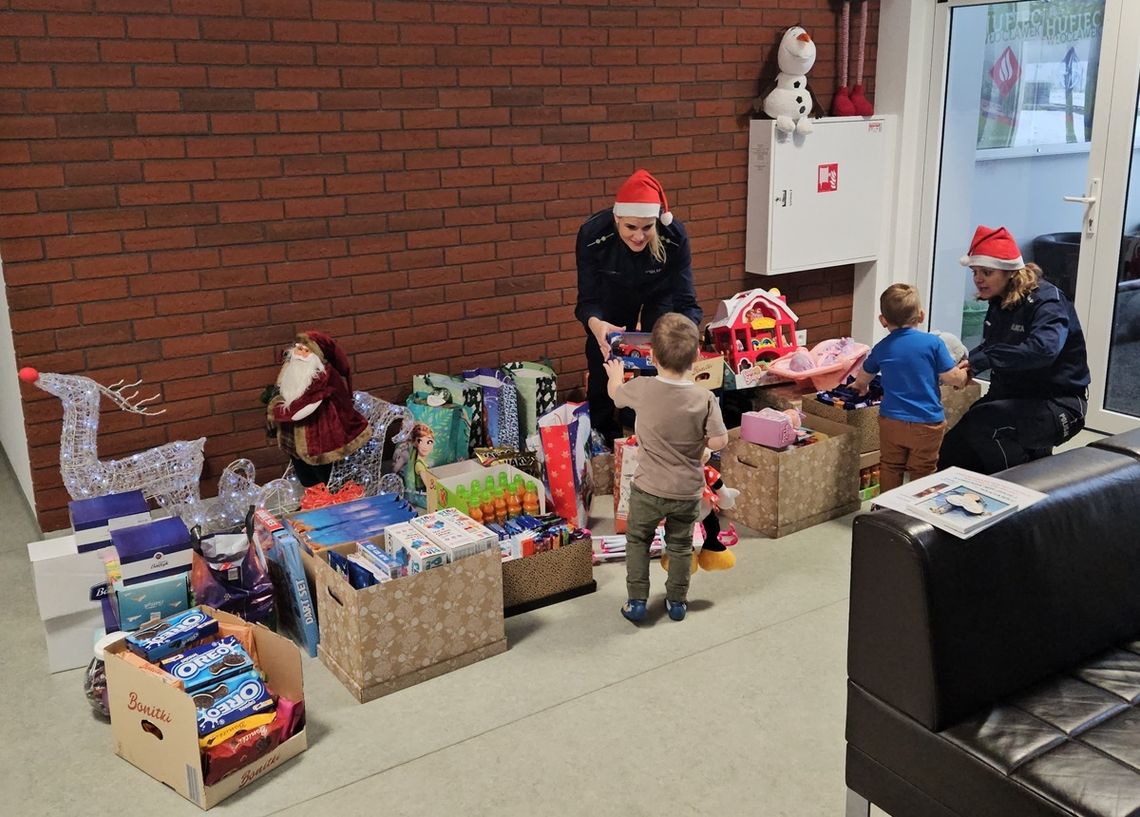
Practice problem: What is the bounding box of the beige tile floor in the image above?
[0,430,1103,816]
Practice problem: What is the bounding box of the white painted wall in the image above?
[0,260,34,511]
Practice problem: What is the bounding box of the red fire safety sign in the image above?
[817,163,838,193]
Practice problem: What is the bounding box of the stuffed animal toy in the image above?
[932,330,968,364]
[661,450,740,574]
[756,26,823,135]
[832,1,875,117]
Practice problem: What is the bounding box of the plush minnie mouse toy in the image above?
[661,449,741,574]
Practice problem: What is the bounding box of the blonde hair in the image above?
[651,313,700,371]
[614,214,667,264]
[992,262,1042,309]
[879,283,922,327]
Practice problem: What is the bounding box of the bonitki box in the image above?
[315,545,506,703]
[103,606,307,810]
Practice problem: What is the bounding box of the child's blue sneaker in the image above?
[621,599,647,623]
[665,599,687,621]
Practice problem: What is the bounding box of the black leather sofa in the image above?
[846,430,1140,817]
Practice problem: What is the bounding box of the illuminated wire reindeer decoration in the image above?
[18,367,206,508]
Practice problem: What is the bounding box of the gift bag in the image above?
[613,436,641,534]
[537,402,592,527]
[412,373,485,452]
[462,367,521,450]
[502,361,557,439]
[189,510,275,626]
[404,392,472,503]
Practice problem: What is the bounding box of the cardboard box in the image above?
[942,382,982,430]
[589,453,614,497]
[719,417,861,538]
[690,353,725,391]
[104,607,307,809]
[424,460,546,516]
[315,546,507,703]
[113,573,189,632]
[501,538,596,616]
[410,508,498,561]
[752,382,812,412]
[27,533,112,672]
[284,495,416,553]
[69,490,152,553]
[802,397,880,454]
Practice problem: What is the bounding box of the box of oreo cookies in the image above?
[104,606,307,809]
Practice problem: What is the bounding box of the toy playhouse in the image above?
[706,288,799,376]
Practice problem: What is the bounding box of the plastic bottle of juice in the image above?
[513,475,526,502]
[493,492,508,524]
[467,487,483,523]
[506,487,522,519]
[485,475,496,496]
[481,486,496,522]
[523,481,540,516]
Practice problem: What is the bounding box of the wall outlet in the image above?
[795,329,807,345]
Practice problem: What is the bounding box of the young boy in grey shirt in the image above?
[604,313,728,623]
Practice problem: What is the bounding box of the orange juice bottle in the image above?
[493,493,507,524]
[523,481,540,516]
[481,488,496,522]
[467,487,483,523]
[506,489,522,519]
[514,475,526,503]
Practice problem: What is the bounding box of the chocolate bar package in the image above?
[202,705,292,786]
[159,636,254,693]
[125,607,219,663]
[192,670,275,738]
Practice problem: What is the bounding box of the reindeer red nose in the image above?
[797,32,812,43]
[18,367,39,384]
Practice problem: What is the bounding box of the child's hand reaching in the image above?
[604,358,625,382]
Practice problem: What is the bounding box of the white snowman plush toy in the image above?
[761,26,819,135]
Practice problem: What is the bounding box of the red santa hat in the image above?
[960,225,1025,270]
[296,330,353,390]
[612,169,673,226]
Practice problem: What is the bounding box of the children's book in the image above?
[871,466,1046,539]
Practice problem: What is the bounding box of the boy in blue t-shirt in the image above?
[851,284,968,491]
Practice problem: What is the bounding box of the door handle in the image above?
[1063,177,1101,237]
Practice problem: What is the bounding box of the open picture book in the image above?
[871,466,1047,539]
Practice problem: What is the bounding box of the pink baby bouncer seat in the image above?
[766,338,871,392]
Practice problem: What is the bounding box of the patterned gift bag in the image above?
[613,436,640,534]
[502,361,557,439]
[461,368,521,450]
[537,402,592,527]
[412,373,485,453]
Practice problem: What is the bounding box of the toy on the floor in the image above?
[661,450,740,574]
[832,1,875,117]
[18,367,206,509]
[755,25,823,135]
[767,338,871,391]
[706,287,800,376]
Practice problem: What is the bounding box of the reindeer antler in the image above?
[98,378,167,416]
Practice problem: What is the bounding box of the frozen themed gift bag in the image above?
[404,391,473,505]
[412,373,485,453]
[537,402,592,527]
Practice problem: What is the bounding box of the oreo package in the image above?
[193,670,275,738]
[125,607,219,663]
[159,636,254,693]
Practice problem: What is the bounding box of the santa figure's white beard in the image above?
[277,350,325,405]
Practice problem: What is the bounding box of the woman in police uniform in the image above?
[939,225,1090,474]
[574,169,702,442]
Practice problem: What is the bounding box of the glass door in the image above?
[921,0,1140,434]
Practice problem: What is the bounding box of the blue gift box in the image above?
[110,517,193,586]
[68,490,152,553]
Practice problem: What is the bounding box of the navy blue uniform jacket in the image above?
[968,279,1090,400]
[574,209,702,335]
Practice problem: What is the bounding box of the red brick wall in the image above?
[1,0,875,531]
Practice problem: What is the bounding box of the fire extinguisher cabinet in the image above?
[746,116,890,276]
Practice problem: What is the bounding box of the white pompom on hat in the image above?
[612,169,673,226]
[960,225,1025,270]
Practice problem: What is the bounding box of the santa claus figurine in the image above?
[267,331,371,487]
